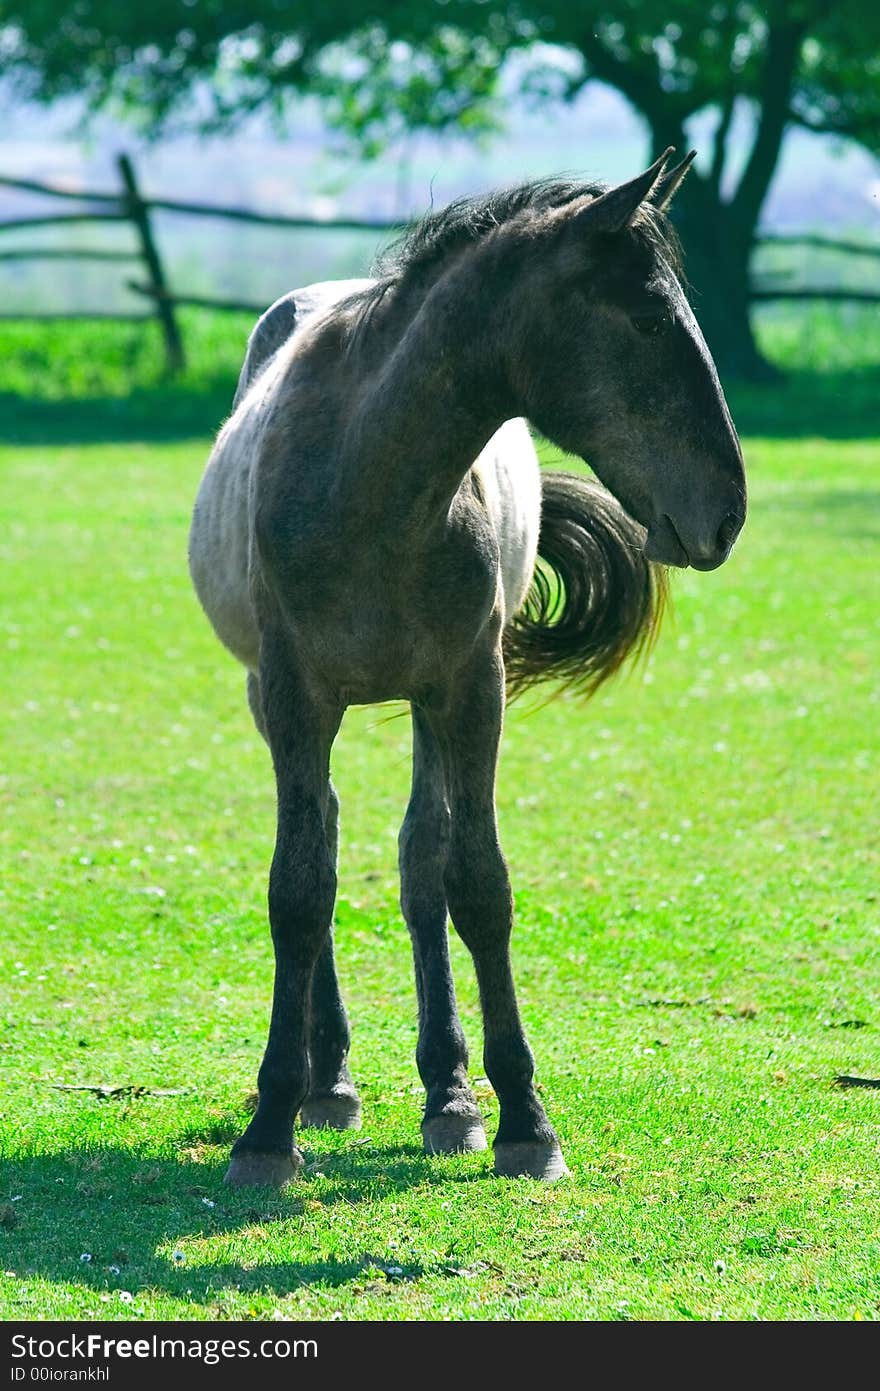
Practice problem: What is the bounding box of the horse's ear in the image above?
[649,149,697,210]
[569,148,675,236]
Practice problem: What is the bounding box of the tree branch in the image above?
[729,18,807,242]
[576,28,695,136]
[709,89,736,194]
[787,107,880,142]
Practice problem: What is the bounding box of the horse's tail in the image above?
[503,471,668,702]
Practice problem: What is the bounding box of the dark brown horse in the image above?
[189,149,746,1185]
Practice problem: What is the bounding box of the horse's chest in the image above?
[286,523,499,702]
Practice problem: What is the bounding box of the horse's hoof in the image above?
[224,1148,304,1188]
[300,1089,363,1131]
[493,1141,570,1181]
[422,1111,488,1154]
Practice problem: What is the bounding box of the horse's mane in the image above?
[345,176,684,349]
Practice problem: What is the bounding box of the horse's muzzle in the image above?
[644,507,744,571]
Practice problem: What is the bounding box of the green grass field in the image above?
[1,309,878,1320]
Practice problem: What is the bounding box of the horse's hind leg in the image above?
[226,630,342,1188]
[399,706,486,1154]
[300,782,362,1130]
[430,644,568,1181]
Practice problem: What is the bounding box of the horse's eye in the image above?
[631,312,672,337]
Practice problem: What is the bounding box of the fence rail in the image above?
[1,156,878,372]
[0,155,403,371]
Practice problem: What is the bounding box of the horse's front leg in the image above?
[245,674,360,1133]
[300,782,362,1130]
[431,644,568,1181]
[400,706,486,1154]
[226,634,342,1188]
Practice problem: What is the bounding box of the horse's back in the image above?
[233,280,375,408]
[190,281,373,668]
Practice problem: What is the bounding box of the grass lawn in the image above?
[0,311,878,1320]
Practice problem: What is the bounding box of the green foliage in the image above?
[4,2,879,150]
[1,301,878,445]
[0,310,252,443]
[0,2,508,137]
[1,407,878,1318]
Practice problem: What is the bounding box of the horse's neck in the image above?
[342,262,514,521]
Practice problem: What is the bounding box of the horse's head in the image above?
[515,151,746,571]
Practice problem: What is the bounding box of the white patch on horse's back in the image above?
[190,281,376,671]
[291,279,375,324]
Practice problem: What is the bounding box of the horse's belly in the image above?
[189,415,261,670]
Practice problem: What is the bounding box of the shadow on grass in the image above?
[2,364,880,448]
[0,376,237,447]
[725,365,880,439]
[1,1125,493,1305]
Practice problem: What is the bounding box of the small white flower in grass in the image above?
[108,1265,121,1276]
[119,1291,133,1304]
[79,1253,92,1263]
[201,1198,215,1208]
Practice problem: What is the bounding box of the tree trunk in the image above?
[674,193,778,384]
[644,18,806,384]
[648,132,773,383]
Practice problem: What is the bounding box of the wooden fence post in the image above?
[117,152,185,374]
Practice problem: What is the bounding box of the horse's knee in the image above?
[444,836,513,949]
[399,797,449,916]
[399,795,449,866]
[268,824,336,956]
[269,864,335,937]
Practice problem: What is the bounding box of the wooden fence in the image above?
[1,153,879,373]
[0,153,400,371]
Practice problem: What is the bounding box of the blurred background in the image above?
[1,0,878,436]
[3,6,880,1322]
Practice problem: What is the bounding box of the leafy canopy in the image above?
[3,1,879,155]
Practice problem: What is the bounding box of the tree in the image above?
[519,2,880,379]
[5,2,880,378]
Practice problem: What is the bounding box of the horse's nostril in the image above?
[716,510,740,553]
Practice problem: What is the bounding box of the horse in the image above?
[188,149,746,1186]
